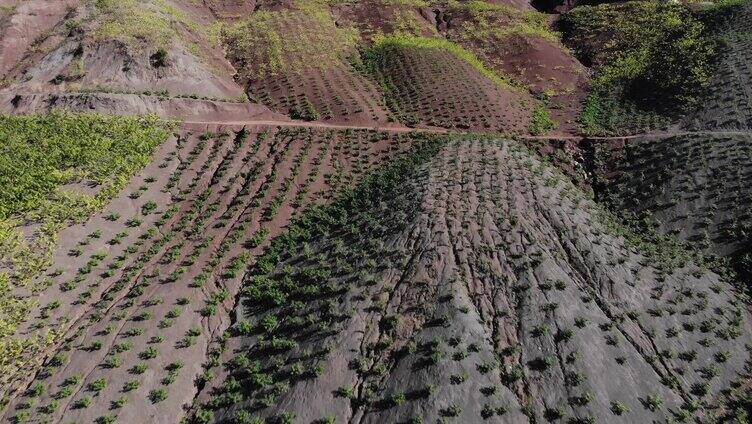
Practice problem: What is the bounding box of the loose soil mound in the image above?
[362,37,533,133]
[0,125,432,423]
[197,136,751,424]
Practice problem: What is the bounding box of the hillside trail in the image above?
[181,118,752,141]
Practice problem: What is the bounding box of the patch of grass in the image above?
[528,104,558,135]
[93,0,196,49]
[0,110,172,223]
[0,110,172,395]
[222,3,360,79]
[561,0,724,134]
[449,0,558,43]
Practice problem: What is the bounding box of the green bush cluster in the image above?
[560,0,735,135]
[0,110,172,219]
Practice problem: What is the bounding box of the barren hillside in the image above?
[0,0,751,423]
[198,137,751,424]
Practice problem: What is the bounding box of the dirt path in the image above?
[181,119,752,140]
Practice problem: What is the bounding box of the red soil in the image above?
[0,0,75,78]
[1,124,427,423]
[486,33,589,135]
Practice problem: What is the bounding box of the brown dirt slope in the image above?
[2,0,246,101]
[0,0,76,79]
[1,125,432,424]
[197,137,751,424]
[221,3,395,126]
[364,42,534,133]
[434,2,589,135]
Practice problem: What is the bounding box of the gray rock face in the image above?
[205,138,752,424]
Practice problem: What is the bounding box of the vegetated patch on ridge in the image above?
[684,0,752,131]
[221,2,394,125]
[359,35,533,133]
[329,0,438,41]
[590,132,752,290]
[0,125,433,424]
[560,0,736,136]
[195,136,751,424]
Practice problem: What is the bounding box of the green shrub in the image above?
[560,1,720,134]
[528,104,557,135]
[73,396,92,409]
[149,388,168,403]
[88,378,107,393]
[0,111,172,220]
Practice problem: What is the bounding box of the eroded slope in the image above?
[198,137,751,423]
[591,132,752,285]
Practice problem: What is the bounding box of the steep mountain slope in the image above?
[361,36,533,132]
[587,3,752,287]
[590,132,752,285]
[196,137,751,424]
[684,1,752,131]
[220,3,395,126]
[1,0,246,101]
[432,1,588,134]
[0,122,432,424]
[2,0,752,422]
[0,0,587,136]
[560,0,733,136]
[0,0,76,79]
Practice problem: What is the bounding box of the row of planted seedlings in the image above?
[254,64,392,124]
[16,126,424,423]
[517,139,747,420]
[189,135,446,424]
[6,129,265,423]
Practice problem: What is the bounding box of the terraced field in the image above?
[362,37,533,133]
[221,4,394,126]
[1,124,433,424]
[2,1,752,423]
[194,137,751,424]
[590,132,752,285]
[248,64,394,125]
